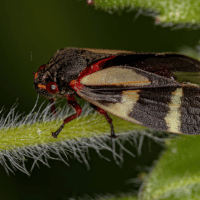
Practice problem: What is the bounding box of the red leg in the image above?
[52,95,82,138]
[49,98,57,117]
[90,104,117,138]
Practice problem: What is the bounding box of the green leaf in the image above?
[0,99,150,175]
[140,135,200,200]
[93,0,200,26]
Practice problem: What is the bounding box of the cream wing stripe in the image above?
[80,67,150,87]
[77,90,142,125]
[165,88,183,133]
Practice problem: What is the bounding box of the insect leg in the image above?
[49,98,57,117]
[52,95,82,138]
[90,104,117,138]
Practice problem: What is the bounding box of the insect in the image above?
[34,47,200,138]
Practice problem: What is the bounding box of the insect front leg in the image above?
[90,104,117,138]
[52,95,82,138]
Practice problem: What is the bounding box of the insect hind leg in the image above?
[90,104,117,138]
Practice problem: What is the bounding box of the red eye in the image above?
[46,82,59,94]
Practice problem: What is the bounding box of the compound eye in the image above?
[46,82,59,94]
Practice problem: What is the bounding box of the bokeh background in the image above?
[0,0,200,199]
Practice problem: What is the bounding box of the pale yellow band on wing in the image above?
[164,88,183,133]
[80,67,150,87]
[77,90,142,125]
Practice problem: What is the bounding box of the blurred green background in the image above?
[1,0,200,199]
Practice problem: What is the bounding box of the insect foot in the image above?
[52,124,65,138]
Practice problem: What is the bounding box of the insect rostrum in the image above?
[34,47,200,138]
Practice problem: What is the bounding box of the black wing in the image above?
[77,54,200,135]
